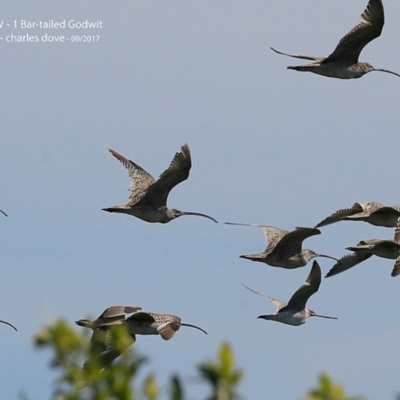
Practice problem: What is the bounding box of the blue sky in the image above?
[2,1,400,398]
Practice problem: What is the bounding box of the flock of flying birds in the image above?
[2,0,400,370]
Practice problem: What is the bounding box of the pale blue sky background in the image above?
[2,1,400,399]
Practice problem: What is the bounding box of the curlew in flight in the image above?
[271,0,400,79]
[103,143,217,224]
[315,201,400,228]
[76,305,207,369]
[225,222,337,269]
[244,261,338,326]
[326,217,400,278]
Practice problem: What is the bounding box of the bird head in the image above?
[360,63,400,78]
[75,319,94,329]
[303,249,338,263]
[308,309,338,320]
[168,208,218,223]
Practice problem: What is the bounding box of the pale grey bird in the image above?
[271,0,400,79]
[244,261,338,326]
[0,209,7,217]
[315,201,400,228]
[102,143,218,224]
[326,217,400,278]
[76,306,207,369]
[225,222,338,269]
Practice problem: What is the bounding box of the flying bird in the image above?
[225,222,337,269]
[271,0,400,79]
[315,201,400,228]
[326,217,400,278]
[244,261,338,326]
[76,306,207,369]
[103,143,218,224]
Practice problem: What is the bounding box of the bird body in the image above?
[225,222,337,269]
[258,309,316,326]
[271,0,400,79]
[315,201,400,228]
[244,261,337,326]
[76,306,207,369]
[103,144,217,224]
[326,217,400,277]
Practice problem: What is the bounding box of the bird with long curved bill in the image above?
[271,0,400,79]
[102,143,217,224]
[76,306,207,370]
[225,222,338,269]
[244,261,338,326]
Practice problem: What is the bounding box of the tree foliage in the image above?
[33,319,393,400]
[198,342,243,400]
[302,373,364,400]
[33,319,243,400]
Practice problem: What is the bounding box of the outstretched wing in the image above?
[100,305,142,319]
[283,261,321,312]
[324,0,384,64]
[224,222,289,253]
[242,283,287,311]
[314,202,365,228]
[272,227,320,258]
[108,148,155,204]
[391,258,400,277]
[270,47,323,61]
[395,218,400,242]
[86,326,135,370]
[142,143,192,208]
[326,252,373,278]
[157,321,181,340]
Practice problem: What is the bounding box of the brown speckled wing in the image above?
[157,320,180,340]
[101,305,142,319]
[272,227,320,258]
[391,258,400,277]
[144,143,192,208]
[394,218,400,242]
[314,202,364,228]
[108,148,156,204]
[325,0,384,64]
[326,252,373,277]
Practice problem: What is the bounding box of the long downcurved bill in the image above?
[313,313,338,320]
[182,212,218,223]
[0,319,17,331]
[181,323,208,335]
[316,254,339,262]
[0,209,8,217]
[376,68,400,78]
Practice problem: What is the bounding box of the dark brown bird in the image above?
[76,306,207,369]
[271,0,400,79]
[102,143,217,224]
[326,217,400,278]
[315,201,400,228]
[225,222,337,269]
